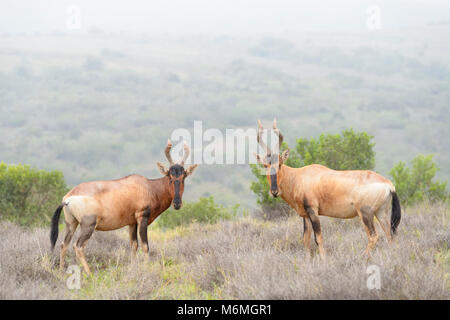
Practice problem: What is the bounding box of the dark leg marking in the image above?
[304,197,325,259]
[302,216,314,254]
[361,206,376,236]
[139,207,151,254]
[303,216,317,246]
[62,223,77,247]
[359,205,379,255]
[76,215,96,248]
[60,221,78,271]
[313,228,318,246]
[130,224,138,244]
[129,223,138,261]
[74,215,96,274]
[304,197,321,233]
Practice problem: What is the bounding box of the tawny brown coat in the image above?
[255,119,401,258]
[278,164,395,220]
[63,175,173,231]
[50,140,197,275]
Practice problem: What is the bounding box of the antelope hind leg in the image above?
[358,206,379,256]
[60,220,78,272]
[374,199,393,244]
[74,215,96,275]
[302,217,313,253]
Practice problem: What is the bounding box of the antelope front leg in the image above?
[138,207,151,259]
[302,217,313,253]
[304,202,326,260]
[128,224,138,262]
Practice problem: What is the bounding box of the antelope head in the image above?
[254,119,290,198]
[157,140,198,210]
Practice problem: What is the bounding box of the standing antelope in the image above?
[50,140,198,275]
[254,120,401,258]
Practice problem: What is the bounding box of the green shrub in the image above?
[250,129,376,206]
[0,162,68,227]
[293,129,375,170]
[389,154,448,205]
[154,196,238,229]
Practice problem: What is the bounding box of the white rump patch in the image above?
[63,196,100,222]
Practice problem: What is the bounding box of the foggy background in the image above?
[0,1,449,208]
[1,0,450,33]
[0,0,450,33]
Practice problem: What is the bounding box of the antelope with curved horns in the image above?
[254,119,401,258]
[50,139,198,275]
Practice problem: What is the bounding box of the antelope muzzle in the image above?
[173,180,182,209]
[270,168,279,197]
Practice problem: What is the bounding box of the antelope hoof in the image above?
[363,248,373,259]
[318,249,326,260]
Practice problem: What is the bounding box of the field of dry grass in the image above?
[0,202,448,299]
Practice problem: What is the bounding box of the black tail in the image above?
[391,191,401,235]
[50,204,64,251]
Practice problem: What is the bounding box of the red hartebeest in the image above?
[50,140,198,274]
[254,120,401,258]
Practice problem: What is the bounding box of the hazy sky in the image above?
[1,0,450,34]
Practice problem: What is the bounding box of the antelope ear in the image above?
[185,164,198,177]
[157,162,169,176]
[280,149,290,164]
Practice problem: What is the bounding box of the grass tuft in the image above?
[0,203,448,299]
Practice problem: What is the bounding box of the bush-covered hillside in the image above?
[0,29,449,207]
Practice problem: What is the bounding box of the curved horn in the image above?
[165,139,174,166]
[180,141,190,166]
[257,120,270,155]
[273,118,284,147]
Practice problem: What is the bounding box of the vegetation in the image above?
[0,30,449,300]
[0,202,448,299]
[390,155,448,205]
[154,196,239,229]
[250,129,376,206]
[250,129,448,209]
[1,31,449,207]
[0,131,445,229]
[0,162,67,227]
[0,165,238,229]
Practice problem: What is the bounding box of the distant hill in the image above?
[0,29,449,208]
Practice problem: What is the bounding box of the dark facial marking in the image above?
[173,180,181,207]
[265,153,279,166]
[169,165,184,210]
[270,166,278,196]
[169,164,185,178]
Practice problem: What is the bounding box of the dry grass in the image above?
[0,202,448,299]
